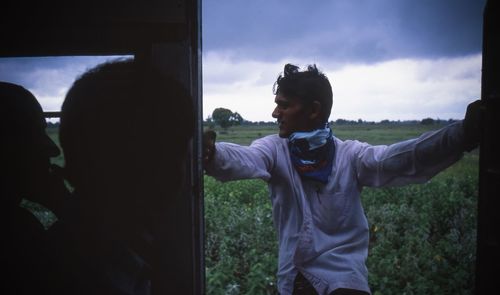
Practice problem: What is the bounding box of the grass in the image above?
[208,122,452,145]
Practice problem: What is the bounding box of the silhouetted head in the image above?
[272,64,333,137]
[59,59,195,234]
[0,81,60,205]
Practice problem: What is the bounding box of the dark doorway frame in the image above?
[1,1,204,294]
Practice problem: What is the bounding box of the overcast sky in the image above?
[203,0,486,122]
[0,0,486,122]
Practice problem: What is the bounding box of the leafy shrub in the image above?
[204,176,278,295]
[20,199,58,229]
[363,172,477,295]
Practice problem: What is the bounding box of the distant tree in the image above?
[421,118,435,125]
[335,118,348,125]
[212,108,233,129]
[212,108,245,130]
[230,112,244,126]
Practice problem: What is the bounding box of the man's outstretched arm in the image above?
[355,100,482,188]
[203,130,276,182]
[462,99,483,152]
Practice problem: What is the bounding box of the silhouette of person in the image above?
[0,81,68,294]
[48,58,195,295]
[203,63,481,295]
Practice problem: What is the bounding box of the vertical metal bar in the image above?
[43,111,61,118]
[188,0,205,293]
[476,0,500,293]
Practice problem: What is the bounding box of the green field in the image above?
[46,126,64,167]
[205,122,478,295]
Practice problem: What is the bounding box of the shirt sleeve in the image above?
[205,136,277,182]
[354,121,466,187]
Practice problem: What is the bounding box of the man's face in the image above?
[272,94,313,138]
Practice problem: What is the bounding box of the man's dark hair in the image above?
[59,58,195,231]
[273,63,333,122]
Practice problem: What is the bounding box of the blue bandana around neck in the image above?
[288,125,335,184]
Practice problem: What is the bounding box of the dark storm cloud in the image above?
[203,0,486,63]
[0,57,78,90]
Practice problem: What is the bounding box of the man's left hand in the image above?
[463,99,483,152]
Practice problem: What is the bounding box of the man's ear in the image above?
[309,101,322,121]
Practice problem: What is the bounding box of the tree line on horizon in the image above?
[202,107,459,129]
